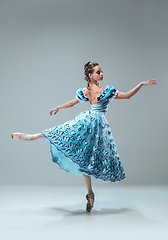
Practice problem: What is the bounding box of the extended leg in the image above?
[12,132,45,141]
[83,174,95,212]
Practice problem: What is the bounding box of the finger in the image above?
[151,82,158,85]
[152,79,158,83]
[149,79,157,84]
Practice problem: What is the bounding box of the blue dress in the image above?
[41,85,126,182]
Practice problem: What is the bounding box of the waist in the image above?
[91,108,107,115]
[90,99,109,114]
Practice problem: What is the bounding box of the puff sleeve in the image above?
[106,85,119,101]
[75,88,89,102]
[97,85,119,102]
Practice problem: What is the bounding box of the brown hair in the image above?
[84,61,99,87]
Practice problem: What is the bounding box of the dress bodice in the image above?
[76,85,119,115]
[91,99,110,115]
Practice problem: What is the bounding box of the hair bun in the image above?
[84,61,91,68]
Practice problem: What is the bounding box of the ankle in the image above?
[88,189,94,196]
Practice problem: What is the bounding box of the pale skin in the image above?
[49,65,157,201]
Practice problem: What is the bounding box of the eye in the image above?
[96,70,103,74]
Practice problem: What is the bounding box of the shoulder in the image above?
[106,85,119,99]
[75,87,89,102]
[97,85,119,101]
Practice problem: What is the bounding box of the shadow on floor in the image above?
[50,207,133,216]
[49,207,167,228]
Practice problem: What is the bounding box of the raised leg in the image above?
[83,174,95,212]
[12,132,45,141]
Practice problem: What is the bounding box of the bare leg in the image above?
[12,132,45,141]
[83,174,94,212]
[21,133,45,140]
[82,174,92,192]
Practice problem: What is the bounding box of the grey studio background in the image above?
[0,0,168,185]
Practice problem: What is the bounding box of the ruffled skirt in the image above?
[41,110,126,182]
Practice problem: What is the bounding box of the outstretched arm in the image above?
[50,98,80,115]
[115,79,157,99]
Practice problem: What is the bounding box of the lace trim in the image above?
[76,95,82,102]
[97,85,109,98]
[109,89,119,102]
[78,85,118,103]
[82,85,109,103]
[82,87,88,99]
[76,88,89,102]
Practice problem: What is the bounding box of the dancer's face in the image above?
[89,65,103,83]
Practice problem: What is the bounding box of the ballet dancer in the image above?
[12,61,157,212]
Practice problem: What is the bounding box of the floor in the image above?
[0,184,168,240]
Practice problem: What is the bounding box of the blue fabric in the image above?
[41,85,126,182]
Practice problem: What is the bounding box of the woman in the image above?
[12,61,157,212]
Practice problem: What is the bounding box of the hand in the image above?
[141,79,158,86]
[50,107,59,116]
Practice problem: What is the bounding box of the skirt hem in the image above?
[41,131,126,183]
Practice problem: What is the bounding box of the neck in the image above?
[90,79,99,87]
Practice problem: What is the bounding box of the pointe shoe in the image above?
[11,132,35,141]
[86,190,94,212]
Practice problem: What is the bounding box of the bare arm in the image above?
[115,79,158,99]
[50,98,80,115]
